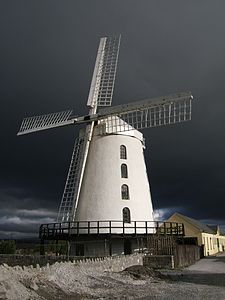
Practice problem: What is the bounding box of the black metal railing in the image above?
[39,220,184,239]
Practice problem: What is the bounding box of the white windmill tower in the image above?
[18,36,193,256]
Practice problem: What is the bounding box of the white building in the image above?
[75,121,154,225]
[72,122,155,256]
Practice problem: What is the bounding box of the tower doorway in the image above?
[124,239,132,255]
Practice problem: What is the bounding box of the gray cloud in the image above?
[0,206,56,237]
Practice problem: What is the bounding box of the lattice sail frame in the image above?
[87,35,121,108]
[97,36,120,106]
[97,93,192,133]
[17,110,73,136]
[57,135,86,222]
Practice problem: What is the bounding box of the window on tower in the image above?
[120,145,127,159]
[123,207,131,223]
[121,164,128,178]
[121,184,129,199]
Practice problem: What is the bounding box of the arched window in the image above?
[123,207,131,223]
[120,145,127,159]
[121,164,128,178]
[121,184,129,200]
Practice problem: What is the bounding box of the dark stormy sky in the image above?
[1,0,225,238]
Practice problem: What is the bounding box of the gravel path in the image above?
[159,252,225,299]
[187,252,225,273]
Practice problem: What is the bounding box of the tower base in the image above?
[39,220,184,257]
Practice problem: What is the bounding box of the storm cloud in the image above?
[1,0,225,237]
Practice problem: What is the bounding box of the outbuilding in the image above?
[166,213,225,256]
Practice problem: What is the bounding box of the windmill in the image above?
[18,36,193,248]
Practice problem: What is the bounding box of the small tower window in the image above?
[123,207,131,223]
[121,164,128,178]
[120,145,127,159]
[121,184,129,200]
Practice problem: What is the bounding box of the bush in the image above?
[44,241,68,255]
[0,240,16,254]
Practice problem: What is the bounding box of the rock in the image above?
[121,265,156,279]
[30,280,39,291]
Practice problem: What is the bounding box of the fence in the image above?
[174,245,201,267]
[146,235,201,268]
[147,235,176,255]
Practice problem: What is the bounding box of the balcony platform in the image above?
[39,220,184,241]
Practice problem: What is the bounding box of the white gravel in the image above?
[0,255,225,299]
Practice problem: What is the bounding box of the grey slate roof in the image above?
[220,228,225,236]
[173,213,215,234]
[207,225,218,233]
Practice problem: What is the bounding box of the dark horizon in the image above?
[1,1,225,238]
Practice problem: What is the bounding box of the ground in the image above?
[160,252,225,291]
[0,253,225,299]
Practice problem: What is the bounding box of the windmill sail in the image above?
[97,92,193,133]
[58,36,121,222]
[97,36,120,106]
[17,110,73,135]
[87,35,121,108]
[57,135,86,222]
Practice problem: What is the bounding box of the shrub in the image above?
[0,240,16,254]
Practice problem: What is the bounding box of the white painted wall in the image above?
[202,233,225,256]
[75,121,154,233]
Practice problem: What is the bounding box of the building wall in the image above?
[202,233,225,256]
[166,215,202,245]
[166,214,225,256]
[75,127,154,230]
[70,238,142,257]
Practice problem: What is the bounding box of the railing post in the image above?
[88,221,90,235]
[176,223,179,235]
[145,221,148,235]
[123,221,125,235]
[134,221,137,235]
[164,222,166,235]
[68,222,71,237]
[77,222,79,236]
[156,221,159,235]
[97,221,99,235]
[59,222,62,234]
[109,221,111,235]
